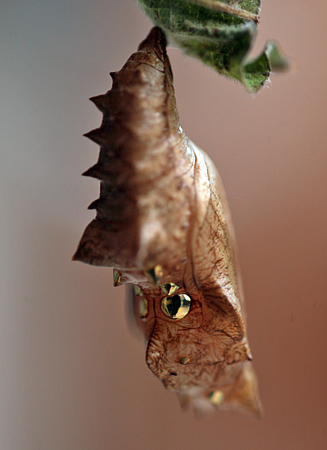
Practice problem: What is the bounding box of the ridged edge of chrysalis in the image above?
[73,27,181,268]
[73,27,262,418]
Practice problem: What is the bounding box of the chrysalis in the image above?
[73,27,261,416]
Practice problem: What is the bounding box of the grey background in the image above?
[1,1,326,449]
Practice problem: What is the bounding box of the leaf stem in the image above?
[188,0,260,23]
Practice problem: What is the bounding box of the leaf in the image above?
[136,0,288,92]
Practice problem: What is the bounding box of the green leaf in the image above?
[136,0,288,92]
[265,40,290,71]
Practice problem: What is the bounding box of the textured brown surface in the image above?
[74,27,260,416]
[1,1,327,449]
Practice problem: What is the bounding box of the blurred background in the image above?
[1,1,326,449]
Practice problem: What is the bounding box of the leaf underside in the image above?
[136,0,288,92]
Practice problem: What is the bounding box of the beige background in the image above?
[1,1,326,449]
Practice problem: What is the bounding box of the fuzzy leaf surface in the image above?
[136,0,288,92]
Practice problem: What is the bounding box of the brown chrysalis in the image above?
[73,27,261,416]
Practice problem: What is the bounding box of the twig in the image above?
[189,0,260,23]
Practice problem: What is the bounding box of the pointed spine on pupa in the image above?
[73,27,186,268]
[73,27,261,417]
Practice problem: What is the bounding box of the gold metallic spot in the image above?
[180,356,190,365]
[160,283,179,296]
[138,297,148,319]
[113,269,122,287]
[145,265,164,285]
[209,390,224,407]
[161,294,191,320]
[133,285,143,296]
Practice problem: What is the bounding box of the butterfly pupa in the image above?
[73,27,261,417]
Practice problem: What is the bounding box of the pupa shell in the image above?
[74,27,261,416]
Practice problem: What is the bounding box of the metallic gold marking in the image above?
[160,283,179,296]
[145,265,164,285]
[113,269,122,287]
[180,356,190,365]
[133,285,143,296]
[161,294,191,320]
[138,297,148,319]
[209,390,224,407]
